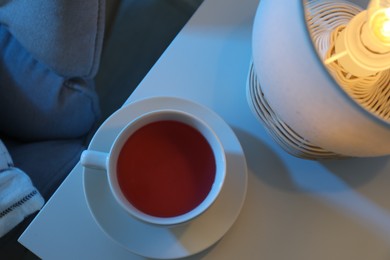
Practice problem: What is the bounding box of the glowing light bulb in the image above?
[325,0,390,76]
[381,19,390,37]
[369,3,390,44]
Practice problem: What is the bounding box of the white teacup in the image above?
[81,109,226,226]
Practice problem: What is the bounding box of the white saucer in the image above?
[83,97,247,259]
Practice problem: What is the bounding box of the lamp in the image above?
[247,0,390,159]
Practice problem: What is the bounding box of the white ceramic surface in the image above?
[83,97,247,259]
[252,0,390,156]
[246,61,344,159]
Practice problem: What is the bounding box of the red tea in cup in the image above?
[81,109,225,226]
[116,120,216,218]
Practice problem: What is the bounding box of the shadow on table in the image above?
[233,128,298,193]
[234,128,388,192]
[320,155,390,187]
[234,128,390,244]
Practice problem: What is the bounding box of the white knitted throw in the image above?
[0,139,44,237]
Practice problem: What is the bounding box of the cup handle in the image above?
[80,150,108,171]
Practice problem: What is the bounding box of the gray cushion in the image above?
[0,0,106,78]
[0,24,100,141]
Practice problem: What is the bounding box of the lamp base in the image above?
[246,61,345,160]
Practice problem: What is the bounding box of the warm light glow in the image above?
[382,20,390,37]
[370,7,390,43]
[324,0,390,75]
[368,1,390,44]
[381,8,390,36]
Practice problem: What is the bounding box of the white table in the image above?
[19,0,390,259]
